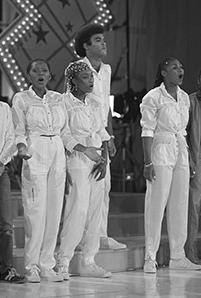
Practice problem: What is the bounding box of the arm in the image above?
[0,104,16,174]
[106,108,117,157]
[140,93,158,182]
[91,140,108,181]
[142,136,155,182]
[12,94,30,158]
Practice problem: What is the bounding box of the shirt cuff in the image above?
[16,136,28,147]
[141,129,154,138]
[65,139,80,153]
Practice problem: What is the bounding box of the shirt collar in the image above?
[68,91,89,106]
[159,82,181,100]
[29,86,48,98]
[82,57,103,74]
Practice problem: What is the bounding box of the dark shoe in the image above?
[0,268,25,283]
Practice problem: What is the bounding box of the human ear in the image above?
[161,69,166,78]
[72,78,78,91]
[83,42,88,51]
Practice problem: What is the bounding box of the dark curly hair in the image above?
[74,24,105,58]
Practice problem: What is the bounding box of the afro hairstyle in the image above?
[74,23,105,58]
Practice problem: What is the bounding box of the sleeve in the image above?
[12,93,28,146]
[97,127,111,142]
[60,94,80,153]
[140,93,158,138]
[0,104,16,164]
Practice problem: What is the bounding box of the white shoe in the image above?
[57,265,69,281]
[79,262,112,278]
[54,251,70,280]
[143,258,157,274]
[26,267,40,283]
[169,257,201,270]
[100,237,127,250]
[40,269,63,282]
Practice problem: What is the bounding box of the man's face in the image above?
[84,33,107,58]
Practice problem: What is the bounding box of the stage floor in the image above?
[0,268,200,297]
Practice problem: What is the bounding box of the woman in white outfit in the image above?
[12,59,68,283]
[140,57,201,273]
[56,61,111,279]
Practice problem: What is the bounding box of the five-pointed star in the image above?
[33,25,49,44]
[66,21,73,32]
[58,0,70,8]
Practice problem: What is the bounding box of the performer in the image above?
[140,57,201,273]
[12,59,67,282]
[0,101,24,283]
[185,70,201,264]
[74,23,126,250]
[56,61,112,279]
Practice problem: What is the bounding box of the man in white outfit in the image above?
[74,24,127,250]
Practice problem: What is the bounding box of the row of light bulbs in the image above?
[94,0,113,26]
[0,0,112,92]
[0,0,41,91]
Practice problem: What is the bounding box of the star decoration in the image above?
[58,0,70,8]
[66,22,73,32]
[33,25,49,44]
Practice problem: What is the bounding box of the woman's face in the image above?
[28,61,51,89]
[162,59,184,86]
[73,69,94,94]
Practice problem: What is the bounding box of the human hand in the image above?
[108,138,117,157]
[17,144,32,160]
[90,160,107,181]
[143,163,156,182]
[84,147,105,163]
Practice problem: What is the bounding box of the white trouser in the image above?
[59,159,104,266]
[100,161,111,237]
[145,135,189,260]
[22,136,66,271]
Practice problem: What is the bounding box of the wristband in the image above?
[144,162,153,168]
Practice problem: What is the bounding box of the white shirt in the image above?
[140,83,190,138]
[0,102,16,165]
[81,57,111,127]
[63,92,110,154]
[140,83,190,166]
[12,86,68,146]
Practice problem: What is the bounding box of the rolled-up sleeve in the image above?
[12,94,28,146]
[140,95,158,137]
[97,127,111,142]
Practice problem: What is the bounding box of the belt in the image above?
[40,134,56,137]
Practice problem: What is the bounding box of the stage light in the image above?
[0,0,41,91]
[0,0,112,91]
